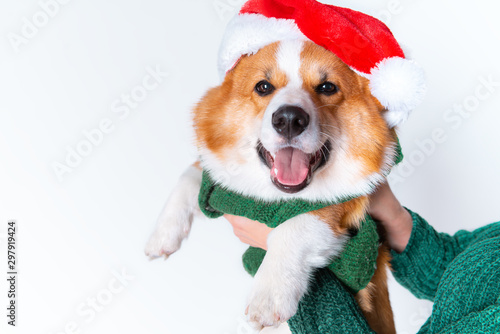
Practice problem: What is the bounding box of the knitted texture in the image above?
[391,210,500,333]
[287,268,376,334]
[199,140,403,225]
[391,209,500,301]
[198,171,358,227]
[199,171,379,292]
[424,236,500,333]
[197,141,404,332]
[242,216,380,293]
[288,211,500,333]
[326,217,379,293]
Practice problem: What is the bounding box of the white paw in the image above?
[246,275,302,329]
[144,211,192,260]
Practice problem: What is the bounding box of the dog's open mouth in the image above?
[257,141,331,193]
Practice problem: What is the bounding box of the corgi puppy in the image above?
[146,1,426,332]
[146,40,398,333]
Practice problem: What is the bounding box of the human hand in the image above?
[368,181,413,253]
[223,181,412,253]
[224,214,273,250]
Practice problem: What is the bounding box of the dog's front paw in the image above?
[144,212,192,260]
[246,276,302,329]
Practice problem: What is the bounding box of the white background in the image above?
[1,0,499,334]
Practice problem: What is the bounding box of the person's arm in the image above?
[225,183,500,333]
[368,182,496,301]
[367,182,413,253]
[225,181,487,301]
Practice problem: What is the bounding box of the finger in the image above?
[224,214,237,225]
[225,214,260,230]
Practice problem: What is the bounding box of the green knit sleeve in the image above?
[416,298,500,334]
[390,209,500,301]
[415,234,500,334]
[430,304,500,334]
[288,268,376,334]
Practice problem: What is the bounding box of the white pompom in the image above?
[369,57,426,128]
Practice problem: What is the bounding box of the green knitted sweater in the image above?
[199,142,403,294]
[199,171,379,293]
[391,210,500,333]
[286,210,500,333]
[197,142,405,332]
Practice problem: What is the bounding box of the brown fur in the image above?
[311,197,368,235]
[193,43,283,161]
[192,161,202,170]
[358,245,396,334]
[312,200,396,333]
[194,41,395,178]
[299,42,394,177]
[193,41,397,332]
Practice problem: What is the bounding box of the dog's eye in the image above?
[315,82,338,96]
[255,80,275,96]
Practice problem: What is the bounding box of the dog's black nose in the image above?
[272,105,310,139]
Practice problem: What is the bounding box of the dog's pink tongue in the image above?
[272,147,309,186]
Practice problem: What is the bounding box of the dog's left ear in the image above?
[369,57,426,128]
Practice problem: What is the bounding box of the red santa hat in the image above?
[218,0,426,128]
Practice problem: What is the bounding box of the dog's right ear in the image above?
[192,79,238,155]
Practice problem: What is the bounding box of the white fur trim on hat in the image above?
[369,57,426,128]
[218,13,307,80]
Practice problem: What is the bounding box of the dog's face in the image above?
[194,40,397,202]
